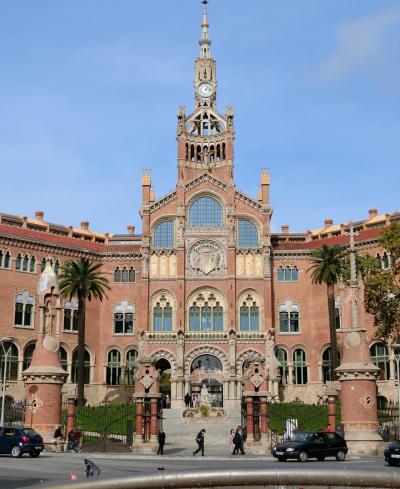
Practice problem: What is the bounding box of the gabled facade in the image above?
[0,4,399,409]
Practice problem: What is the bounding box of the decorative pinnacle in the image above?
[199,0,211,58]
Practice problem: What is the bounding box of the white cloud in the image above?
[317,6,400,80]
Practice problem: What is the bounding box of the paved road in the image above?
[0,450,398,489]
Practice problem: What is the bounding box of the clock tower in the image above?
[176,0,235,185]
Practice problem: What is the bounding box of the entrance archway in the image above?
[190,354,224,407]
[156,358,171,409]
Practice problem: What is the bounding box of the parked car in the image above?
[271,431,348,462]
[384,440,400,466]
[0,427,43,457]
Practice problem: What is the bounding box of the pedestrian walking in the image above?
[241,427,247,455]
[53,426,64,453]
[232,427,242,455]
[157,430,166,455]
[227,428,234,447]
[193,428,206,456]
[184,392,191,408]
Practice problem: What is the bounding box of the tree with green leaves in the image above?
[308,245,346,380]
[59,258,110,406]
[363,223,400,341]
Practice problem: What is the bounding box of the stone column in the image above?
[135,399,143,444]
[260,397,268,437]
[66,398,76,435]
[246,397,254,439]
[150,399,158,442]
[327,396,336,432]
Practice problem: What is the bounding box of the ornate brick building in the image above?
[0,5,399,411]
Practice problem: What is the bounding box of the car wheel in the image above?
[388,459,399,466]
[317,456,325,461]
[29,451,40,458]
[277,457,286,462]
[11,445,22,458]
[298,451,308,462]
[336,450,346,461]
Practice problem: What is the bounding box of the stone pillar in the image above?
[135,399,143,444]
[150,399,158,442]
[327,396,336,432]
[246,397,254,439]
[260,397,268,437]
[22,260,68,444]
[66,398,76,435]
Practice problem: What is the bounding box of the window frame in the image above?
[188,195,223,227]
[153,220,175,249]
[237,219,259,248]
[14,292,35,329]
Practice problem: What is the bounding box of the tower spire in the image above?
[200,0,211,59]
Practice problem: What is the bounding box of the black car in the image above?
[384,440,400,466]
[0,427,44,457]
[272,431,348,462]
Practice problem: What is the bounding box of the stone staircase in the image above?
[162,408,241,447]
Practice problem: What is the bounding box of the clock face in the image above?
[198,83,213,97]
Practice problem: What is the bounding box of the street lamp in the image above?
[0,337,13,427]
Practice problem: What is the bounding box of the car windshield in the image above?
[291,433,314,442]
[21,429,37,436]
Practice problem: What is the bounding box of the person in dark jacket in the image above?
[193,428,206,456]
[232,427,242,455]
[157,430,166,455]
[184,393,191,407]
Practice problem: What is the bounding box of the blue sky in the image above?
[0,0,399,234]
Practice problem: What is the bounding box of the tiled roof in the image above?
[104,244,142,253]
[273,227,382,251]
[0,224,104,252]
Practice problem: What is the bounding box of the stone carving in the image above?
[140,374,154,390]
[250,373,264,388]
[44,301,55,336]
[188,240,225,277]
[265,329,280,381]
[200,384,211,406]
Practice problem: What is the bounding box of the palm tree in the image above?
[59,258,110,406]
[308,245,345,381]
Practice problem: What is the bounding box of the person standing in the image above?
[53,426,63,453]
[193,428,206,456]
[157,430,166,455]
[184,393,191,408]
[232,427,242,455]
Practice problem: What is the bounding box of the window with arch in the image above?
[277,266,299,282]
[64,300,78,333]
[321,347,341,383]
[40,257,59,274]
[114,301,135,335]
[106,349,121,385]
[153,220,174,249]
[23,343,36,371]
[114,267,136,283]
[370,342,389,380]
[279,301,300,333]
[237,219,259,248]
[377,252,394,270]
[153,302,172,331]
[125,349,138,385]
[275,348,288,385]
[16,253,36,273]
[59,346,68,371]
[189,196,223,227]
[72,349,90,384]
[14,291,34,328]
[293,348,307,384]
[239,292,260,331]
[0,250,11,269]
[188,290,224,332]
[0,342,18,381]
[335,296,341,330]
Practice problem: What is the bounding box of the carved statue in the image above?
[200,384,211,407]
[44,301,55,336]
[188,241,225,277]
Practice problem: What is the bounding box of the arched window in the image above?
[59,346,68,372]
[23,343,36,371]
[22,254,29,272]
[153,221,174,249]
[153,302,173,331]
[0,342,18,381]
[189,196,222,227]
[72,349,90,384]
[16,254,22,271]
[64,300,78,333]
[322,347,341,383]
[54,260,60,275]
[126,349,138,385]
[0,250,11,269]
[114,267,136,283]
[239,293,260,331]
[114,301,135,335]
[277,266,299,282]
[279,301,299,333]
[29,256,36,273]
[106,350,121,385]
[275,348,288,385]
[14,291,35,328]
[370,343,389,380]
[188,290,224,332]
[41,258,46,273]
[293,348,307,384]
[237,219,259,248]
